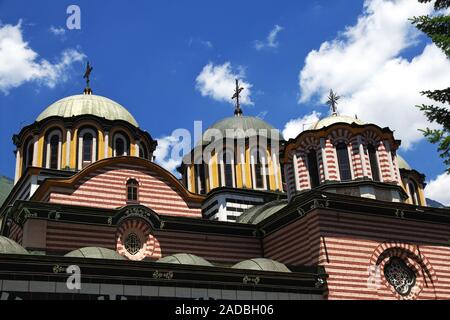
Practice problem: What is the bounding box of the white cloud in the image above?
[282,111,321,140]
[49,26,66,37]
[195,62,253,105]
[0,21,85,94]
[254,24,284,50]
[425,173,450,206]
[154,135,182,177]
[188,37,212,48]
[298,0,450,149]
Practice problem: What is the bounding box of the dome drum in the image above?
[12,94,157,183]
[180,115,285,195]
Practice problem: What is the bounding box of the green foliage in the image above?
[411,15,450,58]
[413,1,450,173]
[418,0,450,10]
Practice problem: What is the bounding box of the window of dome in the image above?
[77,128,97,169]
[307,149,320,188]
[113,133,129,156]
[367,144,380,182]
[138,142,148,159]
[407,180,419,205]
[220,150,235,188]
[82,133,93,162]
[195,162,207,194]
[336,142,352,181]
[22,137,34,173]
[384,257,416,296]
[251,147,267,190]
[124,232,141,255]
[44,130,62,170]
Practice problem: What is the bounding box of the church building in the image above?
[0,69,449,300]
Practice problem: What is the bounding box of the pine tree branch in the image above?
[421,87,450,104]
[418,0,450,11]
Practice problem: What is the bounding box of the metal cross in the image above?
[84,61,93,84]
[83,62,93,94]
[326,89,340,115]
[231,79,244,116]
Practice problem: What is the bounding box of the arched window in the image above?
[49,135,59,169]
[221,150,235,188]
[83,133,93,161]
[307,149,320,188]
[408,180,419,205]
[116,139,125,156]
[126,179,139,203]
[77,128,97,169]
[336,142,352,181]
[367,144,380,181]
[195,162,207,194]
[44,130,62,170]
[114,133,129,156]
[251,148,266,189]
[138,142,148,159]
[22,138,34,173]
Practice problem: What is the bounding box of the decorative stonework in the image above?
[116,218,161,261]
[384,257,416,296]
[369,241,437,300]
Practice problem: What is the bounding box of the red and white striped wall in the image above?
[263,209,450,300]
[43,163,202,218]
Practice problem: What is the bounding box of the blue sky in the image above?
[0,0,449,203]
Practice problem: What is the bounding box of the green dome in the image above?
[232,258,291,273]
[157,253,213,266]
[199,116,282,146]
[64,247,125,260]
[397,154,411,170]
[309,114,364,130]
[36,94,139,127]
[0,236,28,255]
[0,176,13,207]
[238,199,288,224]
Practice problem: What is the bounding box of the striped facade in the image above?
[154,231,261,264]
[263,208,450,300]
[284,125,405,200]
[41,163,202,218]
[46,221,116,252]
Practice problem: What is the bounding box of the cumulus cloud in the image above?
[0,21,85,94]
[425,173,450,206]
[49,26,66,37]
[282,111,321,140]
[297,0,450,149]
[154,135,183,177]
[254,25,284,51]
[195,62,253,105]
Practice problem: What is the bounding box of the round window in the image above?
[124,232,141,255]
[384,257,416,296]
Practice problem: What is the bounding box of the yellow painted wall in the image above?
[244,147,252,189]
[37,135,44,167]
[266,149,276,190]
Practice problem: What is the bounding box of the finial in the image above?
[83,61,93,95]
[326,89,340,115]
[231,79,244,116]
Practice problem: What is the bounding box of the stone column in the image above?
[32,136,38,167]
[104,131,109,158]
[65,129,71,169]
[14,149,21,184]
